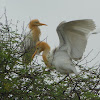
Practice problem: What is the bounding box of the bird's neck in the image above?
[42,48,51,67]
[31,26,41,42]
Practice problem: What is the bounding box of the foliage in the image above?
[0,14,100,100]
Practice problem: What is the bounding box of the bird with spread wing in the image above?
[32,19,96,75]
[20,19,47,64]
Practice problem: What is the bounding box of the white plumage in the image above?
[32,19,96,75]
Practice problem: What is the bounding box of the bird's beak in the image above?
[32,50,37,59]
[39,23,47,26]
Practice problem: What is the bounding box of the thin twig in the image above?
[81,51,100,65]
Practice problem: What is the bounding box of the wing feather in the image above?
[56,19,96,60]
[20,31,37,64]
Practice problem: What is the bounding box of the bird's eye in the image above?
[35,22,39,23]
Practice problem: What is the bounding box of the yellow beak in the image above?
[39,23,47,26]
[32,50,37,59]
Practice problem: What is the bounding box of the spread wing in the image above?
[56,19,96,60]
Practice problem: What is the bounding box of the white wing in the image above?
[56,19,96,60]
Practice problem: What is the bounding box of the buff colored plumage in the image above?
[21,19,47,64]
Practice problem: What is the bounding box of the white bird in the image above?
[21,19,47,64]
[32,19,96,75]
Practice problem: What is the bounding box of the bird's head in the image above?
[32,41,50,59]
[29,19,47,29]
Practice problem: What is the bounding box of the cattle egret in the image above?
[21,19,47,64]
[32,19,96,75]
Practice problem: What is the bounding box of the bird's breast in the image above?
[49,50,70,66]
